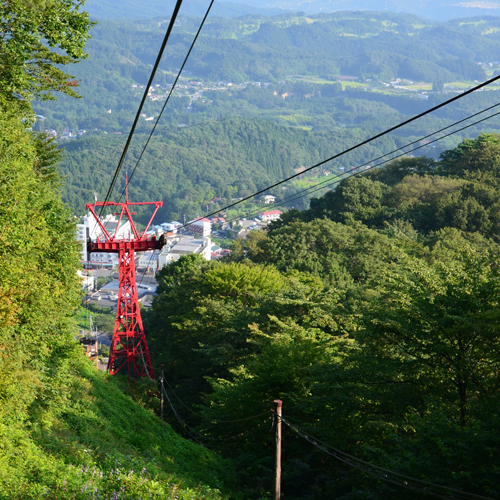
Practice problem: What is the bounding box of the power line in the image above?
[218,103,500,228]
[178,74,500,230]
[161,384,202,443]
[281,417,495,500]
[265,101,500,209]
[135,356,272,424]
[282,107,500,208]
[120,0,216,200]
[97,0,185,220]
[160,384,272,444]
[161,371,271,423]
[276,105,500,211]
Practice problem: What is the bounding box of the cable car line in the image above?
[97,0,185,220]
[133,98,500,293]
[117,0,216,204]
[219,103,500,225]
[176,73,500,230]
[134,97,500,287]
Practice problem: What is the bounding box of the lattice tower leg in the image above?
[107,249,155,380]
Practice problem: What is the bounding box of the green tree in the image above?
[32,132,64,186]
[0,0,94,101]
[364,243,500,427]
[432,79,444,92]
[0,102,81,422]
[260,218,399,286]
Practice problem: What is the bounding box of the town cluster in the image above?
[77,202,282,306]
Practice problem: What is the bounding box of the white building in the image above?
[157,236,211,270]
[187,218,211,237]
[136,250,161,271]
[160,222,179,233]
[77,270,95,291]
[258,210,282,222]
[261,195,276,204]
[76,213,132,266]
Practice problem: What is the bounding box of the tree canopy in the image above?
[0,0,94,101]
[145,135,500,499]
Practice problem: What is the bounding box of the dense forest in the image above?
[60,118,399,221]
[145,133,500,499]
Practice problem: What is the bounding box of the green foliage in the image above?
[145,135,500,498]
[363,242,500,427]
[0,49,235,500]
[257,218,400,285]
[0,360,235,499]
[292,135,500,241]
[57,118,358,222]
[0,0,94,101]
[32,132,65,186]
[93,313,116,334]
[0,101,82,420]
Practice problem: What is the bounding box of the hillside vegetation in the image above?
[0,3,236,498]
[0,98,237,500]
[59,118,398,221]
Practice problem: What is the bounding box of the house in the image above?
[160,222,177,233]
[210,217,226,224]
[261,195,276,204]
[136,250,161,272]
[258,210,282,222]
[77,270,94,291]
[80,337,98,367]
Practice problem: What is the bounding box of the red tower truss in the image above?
[86,191,164,380]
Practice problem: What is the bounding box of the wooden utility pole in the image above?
[160,364,165,420]
[274,399,282,500]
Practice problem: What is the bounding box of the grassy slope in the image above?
[1,357,237,499]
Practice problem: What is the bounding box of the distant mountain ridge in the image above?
[84,0,500,20]
[84,0,283,20]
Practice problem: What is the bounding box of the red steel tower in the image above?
[86,188,164,380]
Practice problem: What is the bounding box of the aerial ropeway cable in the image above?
[177,72,500,231]
[86,0,188,380]
[217,101,500,226]
[97,0,185,220]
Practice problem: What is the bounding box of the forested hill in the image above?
[84,0,500,21]
[36,10,500,133]
[277,133,500,241]
[37,11,499,92]
[39,10,500,221]
[59,118,396,221]
[145,133,500,499]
